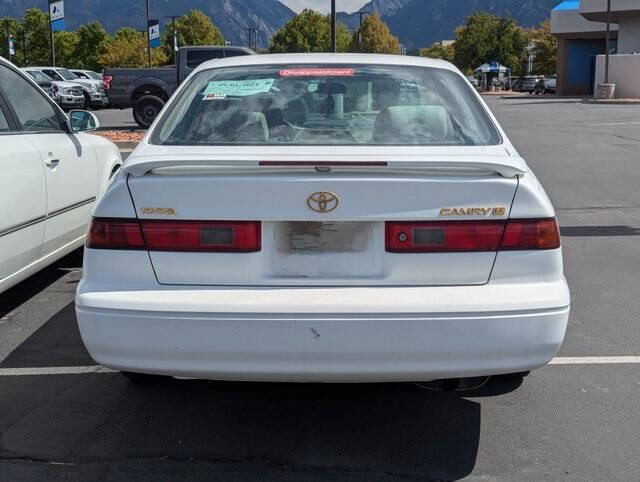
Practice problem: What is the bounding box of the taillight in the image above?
[103,75,113,90]
[500,218,560,250]
[87,218,145,250]
[386,218,560,253]
[386,221,506,253]
[87,218,261,252]
[140,220,261,252]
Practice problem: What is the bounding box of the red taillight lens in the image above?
[87,218,145,250]
[386,218,560,253]
[87,218,261,252]
[386,221,506,253]
[140,220,261,252]
[500,218,560,250]
[103,75,113,90]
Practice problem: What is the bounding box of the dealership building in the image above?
[551,0,640,97]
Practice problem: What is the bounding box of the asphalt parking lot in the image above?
[1,98,639,480]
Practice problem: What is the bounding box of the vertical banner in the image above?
[148,19,160,48]
[173,29,178,52]
[49,0,65,32]
[8,34,15,56]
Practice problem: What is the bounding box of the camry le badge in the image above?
[307,192,339,213]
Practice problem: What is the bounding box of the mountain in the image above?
[337,0,560,48]
[0,0,295,48]
[1,0,560,49]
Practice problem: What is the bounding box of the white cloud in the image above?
[280,0,368,14]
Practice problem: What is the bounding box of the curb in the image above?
[113,141,139,150]
[582,98,640,105]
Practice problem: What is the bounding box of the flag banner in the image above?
[8,34,15,55]
[148,20,160,48]
[174,30,178,52]
[49,0,65,32]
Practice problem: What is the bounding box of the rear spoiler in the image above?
[123,156,528,178]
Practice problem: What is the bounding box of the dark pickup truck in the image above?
[104,45,255,128]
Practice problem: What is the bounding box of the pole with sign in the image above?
[8,34,15,62]
[48,0,64,66]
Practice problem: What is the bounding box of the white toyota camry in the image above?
[76,54,570,384]
[0,57,121,294]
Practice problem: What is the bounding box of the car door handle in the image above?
[45,158,60,168]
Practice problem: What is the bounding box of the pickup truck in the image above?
[104,45,255,128]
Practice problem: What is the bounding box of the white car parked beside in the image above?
[0,57,121,294]
[76,54,570,385]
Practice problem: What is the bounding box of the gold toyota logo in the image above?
[307,192,339,213]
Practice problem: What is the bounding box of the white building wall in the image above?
[618,18,640,53]
[595,54,640,97]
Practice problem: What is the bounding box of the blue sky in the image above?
[280,0,368,14]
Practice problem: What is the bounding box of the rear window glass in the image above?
[152,64,501,146]
[186,50,225,69]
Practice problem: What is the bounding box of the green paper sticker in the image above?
[203,79,275,98]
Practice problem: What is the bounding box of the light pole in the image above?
[146,0,152,68]
[605,0,611,84]
[357,9,372,51]
[330,0,336,53]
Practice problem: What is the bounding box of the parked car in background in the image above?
[466,75,479,87]
[29,66,108,109]
[0,57,122,294]
[71,69,103,81]
[104,45,255,128]
[23,69,84,110]
[535,76,556,95]
[20,69,54,98]
[520,76,541,94]
[77,54,569,386]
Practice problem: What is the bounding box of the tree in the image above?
[53,30,80,68]
[162,9,223,57]
[270,9,350,53]
[453,12,528,76]
[348,13,399,54]
[75,21,109,71]
[419,42,455,62]
[21,7,51,66]
[100,27,168,68]
[530,19,557,75]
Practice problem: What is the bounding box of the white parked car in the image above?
[23,69,85,110]
[76,54,569,385]
[0,57,121,294]
[29,66,108,109]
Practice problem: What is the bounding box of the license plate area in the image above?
[276,222,370,253]
[268,221,383,279]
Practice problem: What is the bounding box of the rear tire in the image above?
[133,95,165,129]
[494,371,530,381]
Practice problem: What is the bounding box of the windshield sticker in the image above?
[279,68,355,77]
[203,79,275,97]
[203,93,227,101]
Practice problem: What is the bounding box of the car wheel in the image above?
[494,371,530,381]
[83,93,91,110]
[133,95,165,129]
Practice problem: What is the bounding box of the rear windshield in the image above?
[152,64,501,146]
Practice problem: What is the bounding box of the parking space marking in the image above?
[2,357,640,376]
[0,366,116,376]
[549,356,640,365]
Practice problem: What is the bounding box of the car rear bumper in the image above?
[76,280,570,382]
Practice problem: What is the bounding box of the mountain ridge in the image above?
[0,0,559,49]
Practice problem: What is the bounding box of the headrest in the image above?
[373,105,449,143]
[193,108,268,143]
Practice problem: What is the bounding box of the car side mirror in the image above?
[69,110,100,132]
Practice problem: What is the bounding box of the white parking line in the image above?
[1,357,640,376]
[549,356,640,365]
[0,366,116,376]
